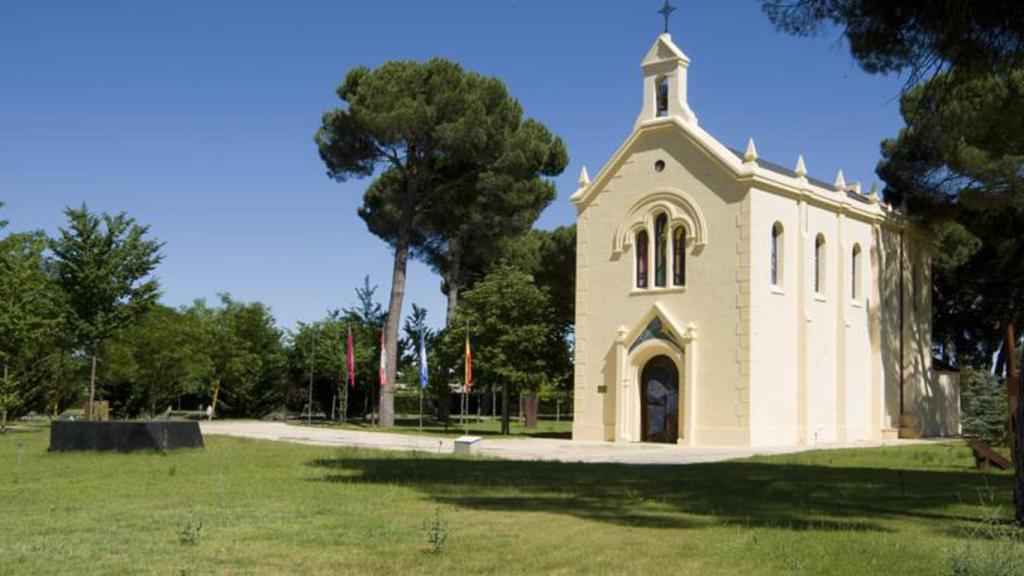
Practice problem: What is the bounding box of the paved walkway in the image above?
[200,420,935,465]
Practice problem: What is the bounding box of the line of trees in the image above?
[0,200,576,428]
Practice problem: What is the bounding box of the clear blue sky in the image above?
[0,0,905,332]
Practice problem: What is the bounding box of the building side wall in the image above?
[748,189,800,445]
[749,188,880,446]
[839,214,875,442]
[905,235,936,431]
[803,203,840,443]
[877,227,903,431]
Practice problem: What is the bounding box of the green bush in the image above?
[960,367,1007,444]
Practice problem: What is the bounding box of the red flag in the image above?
[346,326,355,390]
[464,334,473,392]
[378,329,387,389]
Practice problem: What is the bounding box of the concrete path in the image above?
[200,420,934,465]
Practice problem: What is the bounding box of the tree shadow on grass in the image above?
[524,431,572,439]
[309,455,1012,534]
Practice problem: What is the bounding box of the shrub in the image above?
[423,507,448,555]
[960,367,1007,444]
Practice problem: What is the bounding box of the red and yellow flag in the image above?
[464,334,473,392]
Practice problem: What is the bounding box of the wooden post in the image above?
[210,378,221,420]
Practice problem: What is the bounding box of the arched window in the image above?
[851,244,862,300]
[814,234,826,295]
[654,213,668,287]
[672,226,686,286]
[636,229,649,289]
[771,222,784,288]
[656,77,669,117]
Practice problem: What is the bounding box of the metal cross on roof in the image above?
[658,0,677,34]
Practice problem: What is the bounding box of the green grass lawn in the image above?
[0,425,1021,576]
[296,416,573,439]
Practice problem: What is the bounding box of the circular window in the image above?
[654,160,666,173]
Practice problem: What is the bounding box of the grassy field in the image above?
[0,424,1021,576]
[298,416,573,439]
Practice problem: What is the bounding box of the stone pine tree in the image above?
[501,225,577,333]
[759,1,1024,81]
[315,58,566,426]
[50,205,163,420]
[761,0,1024,523]
[417,120,567,323]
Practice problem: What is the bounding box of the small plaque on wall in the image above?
[597,385,608,394]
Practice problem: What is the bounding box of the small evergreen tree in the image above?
[961,367,1008,444]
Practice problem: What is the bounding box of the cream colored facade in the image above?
[571,34,958,446]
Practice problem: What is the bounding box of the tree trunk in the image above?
[1017,374,1024,524]
[501,385,510,435]
[88,353,97,421]
[524,391,539,429]
[1010,320,1024,524]
[1007,322,1020,456]
[445,241,462,325]
[380,177,418,428]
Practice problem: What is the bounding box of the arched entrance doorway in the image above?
[640,355,679,443]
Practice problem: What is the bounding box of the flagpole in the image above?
[342,325,350,424]
[308,323,316,426]
[464,321,470,436]
[344,324,355,426]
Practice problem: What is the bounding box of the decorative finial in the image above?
[578,166,591,187]
[658,0,677,35]
[833,169,846,190]
[743,138,758,164]
[850,181,861,194]
[794,154,807,179]
[867,182,880,203]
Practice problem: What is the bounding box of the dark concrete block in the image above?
[50,421,204,452]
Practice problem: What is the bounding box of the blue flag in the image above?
[418,332,428,390]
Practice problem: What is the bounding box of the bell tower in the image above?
[636,33,696,128]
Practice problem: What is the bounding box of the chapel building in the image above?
[571,33,959,446]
